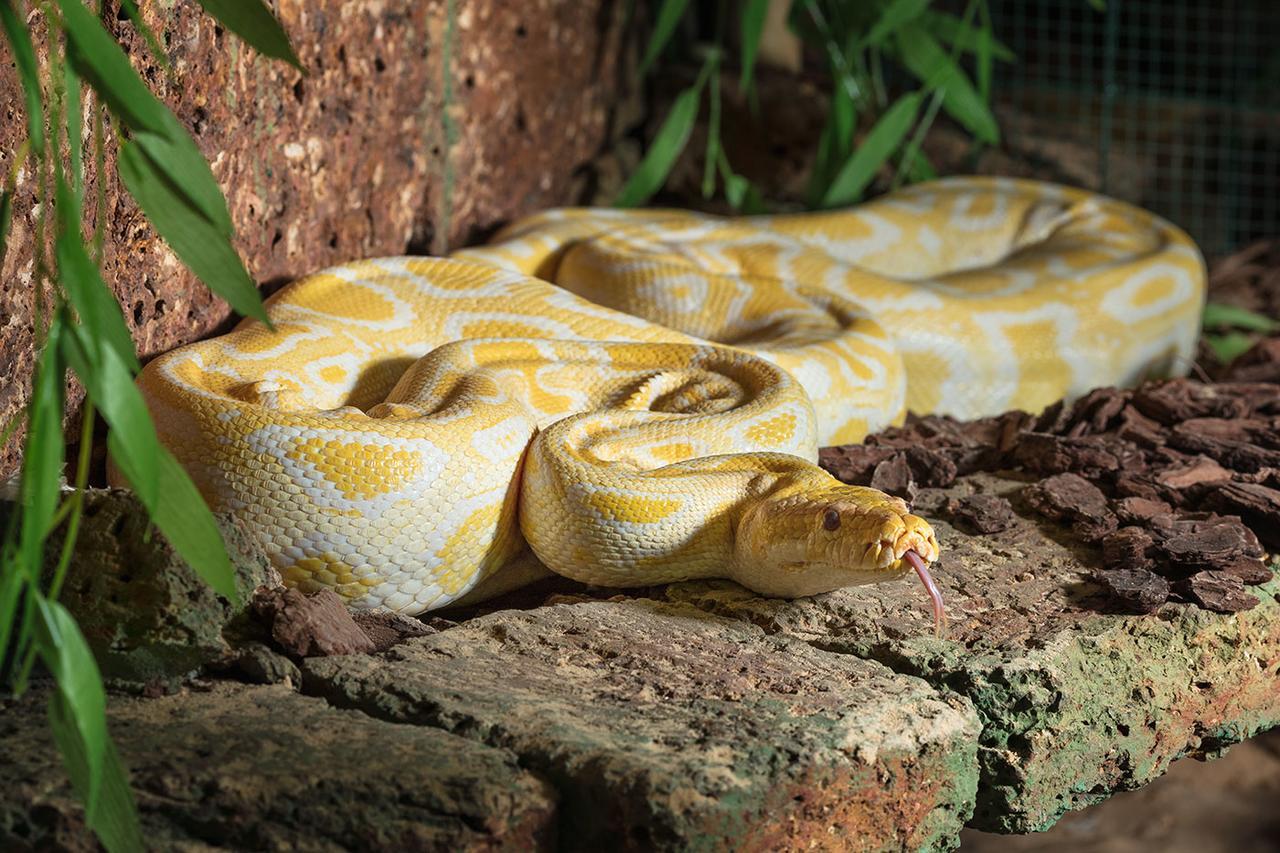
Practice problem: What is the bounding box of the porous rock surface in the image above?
[0,0,636,480]
[663,471,1280,833]
[0,682,557,851]
[0,488,277,685]
[304,600,980,851]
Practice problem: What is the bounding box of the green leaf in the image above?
[0,0,45,153]
[194,0,303,71]
[56,0,171,135]
[34,597,107,816]
[974,5,994,103]
[702,62,721,199]
[118,140,268,324]
[57,0,235,235]
[0,546,27,675]
[808,77,857,205]
[55,177,140,373]
[640,0,691,74]
[920,10,1015,61]
[1087,0,1106,10]
[823,92,922,207]
[59,324,160,508]
[895,23,999,144]
[1204,331,1259,364]
[19,322,67,571]
[739,0,770,93]
[615,81,702,208]
[1202,301,1278,332]
[150,448,239,602]
[862,0,932,49]
[48,691,143,853]
[0,188,12,272]
[64,60,84,202]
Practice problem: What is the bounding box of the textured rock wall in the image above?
[0,0,636,479]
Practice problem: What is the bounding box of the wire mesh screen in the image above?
[990,0,1280,258]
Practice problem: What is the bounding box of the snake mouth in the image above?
[904,549,946,634]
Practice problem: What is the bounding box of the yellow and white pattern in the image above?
[126,177,1205,614]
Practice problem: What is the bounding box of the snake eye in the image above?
[822,508,841,531]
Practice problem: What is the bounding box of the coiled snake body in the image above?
[130,178,1205,618]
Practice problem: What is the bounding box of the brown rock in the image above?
[1114,405,1167,449]
[904,445,959,487]
[948,493,1017,535]
[1159,524,1262,576]
[0,683,556,850]
[1013,433,1127,477]
[1062,386,1130,436]
[305,601,980,850]
[818,445,896,485]
[1131,380,1251,425]
[1093,567,1171,613]
[0,0,639,480]
[253,587,376,658]
[1023,473,1118,542]
[1182,572,1261,614]
[1206,482,1280,549]
[1218,555,1276,586]
[351,609,436,652]
[0,489,276,684]
[1102,527,1156,571]
[870,452,917,500]
[1170,419,1280,472]
[1156,457,1234,489]
[1113,496,1175,526]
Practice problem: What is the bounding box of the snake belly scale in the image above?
[126,177,1205,616]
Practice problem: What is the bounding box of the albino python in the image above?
[124,177,1205,622]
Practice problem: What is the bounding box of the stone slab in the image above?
[303,599,980,852]
[0,682,556,851]
[660,472,1280,832]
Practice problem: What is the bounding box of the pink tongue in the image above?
[903,549,946,633]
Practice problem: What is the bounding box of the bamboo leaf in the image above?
[64,59,84,202]
[0,546,26,673]
[862,0,932,49]
[1202,301,1278,332]
[920,10,1015,61]
[640,0,691,74]
[1204,331,1259,364]
[808,77,856,206]
[55,177,140,373]
[739,0,770,93]
[615,81,702,208]
[118,139,268,324]
[0,188,12,272]
[0,0,46,153]
[974,10,993,102]
[895,23,999,144]
[55,0,170,135]
[194,0,303,71]
[59,324,159,508]
[48,691,143,853]
[150,448,239,602]
[57,0,234,235]
[19,321,67,570]
[34,597,107,816]
[823,91,922,207]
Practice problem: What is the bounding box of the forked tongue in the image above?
[903,549,946,635]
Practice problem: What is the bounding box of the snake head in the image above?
[734,483,943,625]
